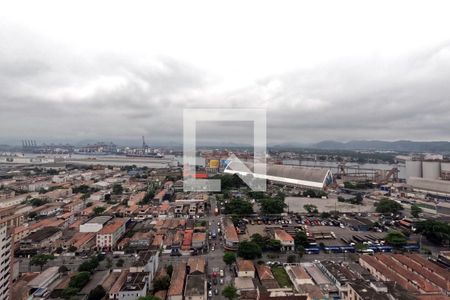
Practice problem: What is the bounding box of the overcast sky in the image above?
[1,0,450,146]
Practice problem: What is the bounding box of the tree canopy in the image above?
[260,198,286,214]
[375,198,403,214]
[78,257,99,273]
[223,252,237,265]
[87,285,106,300]
[68,272,91,290]
[30,253,55,271]
[385,231,407,248]
[303,204,318,214]
[112,183,124,195]
[138,297,161,300]
[153,275,171,292]
[222,285,238,300]
[237,240,262,259]
[93,206,106,216]
[416,220,450,246]
[294,231,309,249]
[411,204,422,218]
[224,199,253,215]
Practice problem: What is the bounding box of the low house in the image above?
[285,265,314,292]
[237,260,255,278]
[109,270,150,300]
[167,262,186,300]
[187,257,206,275]
[192,232,207,250]
[20,227,62,250]
[255,264,279,289]
[234,277,259,300]
[224,221,239,251]
[274,229,295,251]
[184,274,207,300]
[130,250,160,289]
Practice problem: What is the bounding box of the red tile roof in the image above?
[238,260,255,272]
[274,229,294,242]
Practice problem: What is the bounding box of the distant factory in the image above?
[405,159,450,199]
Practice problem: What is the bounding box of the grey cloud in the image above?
[1,24,450,146]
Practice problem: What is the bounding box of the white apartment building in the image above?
[96,218,127,250]
[0,225,12,300]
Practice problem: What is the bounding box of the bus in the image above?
[304,247,320,254]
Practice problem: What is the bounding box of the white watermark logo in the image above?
[183,108,267,192]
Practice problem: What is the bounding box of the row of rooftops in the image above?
[360,253,450,296]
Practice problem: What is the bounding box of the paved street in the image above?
[205,195,229,300]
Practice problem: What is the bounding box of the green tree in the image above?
[294,231,309,249]
[287,254,297,263]
[303,204,318,214]
[138,296,161,300]
[87,285,106,300]
[266,239,282,251]
[29,198,49,207]
[416,220,450,246]
[223,252,236,265]
[112,183,124,195]
[58,265,69,273]
[68,272,91,290]
[260,198,286,214]
[78,257,99,273]
[27,211,38,219]
[93,206,106,215]
[153,275,171,292]
[250,234,265,249]
[411,204,422,218]
[62,287,78,299]
[116,258,124,267]
[375,198,403,214]
[224,199,253,215]
[166,264,173,277]
[385,231,407,248]
[355,193,363,204]
[222,285,238,300]
[237,240,262,259]
[30,254,55,271]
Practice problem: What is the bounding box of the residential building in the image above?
[80,216,112,232]
[224,220,239,251]
[20,227,62,250]
[109,270,150,300]
[167,262,186,300]
[274,229,294,251]
[129,250,159,289]
[96,218,127,250]
[237,260,255,278]
[0,226,12,300]
[184,274,207,300]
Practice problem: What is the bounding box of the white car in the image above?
[208,290,213,297]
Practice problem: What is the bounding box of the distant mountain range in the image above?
[309,140,450,153]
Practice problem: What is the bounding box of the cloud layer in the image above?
[1,6,450,146]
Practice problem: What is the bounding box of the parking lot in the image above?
[285,196,377,213]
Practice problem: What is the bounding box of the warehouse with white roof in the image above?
[224,162,333,190]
